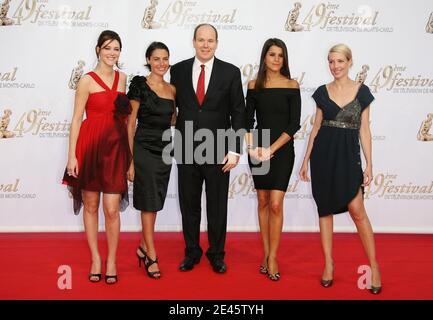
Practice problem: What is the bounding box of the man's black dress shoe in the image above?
[179,256,200,271]
[211,259,227,273]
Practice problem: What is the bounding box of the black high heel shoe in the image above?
[320,263,334,288]
[259,265,268,275]
[88,261,102,283]
[136,246,147,267]
[369,268,382,294]
[88,273,102,283]
[105,274,118,285]
[105,261,118,285]
[369,285,382,295]
[268,272,281,281]
[320,279,333,288]
[144,254,161,279]
[266,257,280,281]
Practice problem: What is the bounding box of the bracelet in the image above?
[246,145,253,150]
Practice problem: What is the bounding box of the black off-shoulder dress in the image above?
[246,88,301,191]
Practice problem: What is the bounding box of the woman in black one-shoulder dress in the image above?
[299,44,382,294]
[127,42,176,279]
[246,38,301,281]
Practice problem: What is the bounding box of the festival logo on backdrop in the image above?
[143,0,252,31]
[239,62,314,93]
[364,173,433,201]
[284,2,303,32]
[68,60,130,90]
[127,183,176,203]
[5,108,70,138]
[0,179,36,200]
[426,12,433,34]
[142,0,160,29]
[368,65,433,94]
[355,64,369,84]
[0,179,19,194]
[294,113,315,141]
[239,62,259,86]
[228,172,306,200]
[126,72,142,89]
[0,67,17,83]
[68,60,85,90]
[8,0,108,28]
[0,108,15,138]
[0,67,35,89]
[0,0,14,25]
[417,114,433,142]
[284,2,393,33]
[291,72,317,94]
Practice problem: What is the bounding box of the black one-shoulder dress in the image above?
[127,76,174,212]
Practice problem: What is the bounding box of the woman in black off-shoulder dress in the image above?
[246,38,301,281]
[127,42,176,279]
[299,44,382,294]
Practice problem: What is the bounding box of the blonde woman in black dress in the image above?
[299,44,382,294]
[246,38,301,281]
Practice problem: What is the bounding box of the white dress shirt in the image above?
[192,56,239,158]
[192,56,214,94]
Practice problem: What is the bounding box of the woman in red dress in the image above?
[63,30,131,285]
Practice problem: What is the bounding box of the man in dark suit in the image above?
[170,23,246,273]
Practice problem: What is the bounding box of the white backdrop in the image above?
[0,0,432,233]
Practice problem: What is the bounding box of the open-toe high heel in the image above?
[105,274,118,285]
[144,254,161,279]
[105,261,118,285]
[268,272,281,281]
[267,257,280,281]
[259,265,268,274]
[88,260,102,283]
[88,273,102,283]
[136,246,147,268]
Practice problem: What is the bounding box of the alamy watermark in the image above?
[161,121,271,175]
[57,265,72,290]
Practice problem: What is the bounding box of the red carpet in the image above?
[0,232,432,300]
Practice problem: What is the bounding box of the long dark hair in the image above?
[95,30,122,68]
[145,41,170,71]
[255,38,291,90]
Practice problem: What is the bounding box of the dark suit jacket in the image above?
[170,57,246,164]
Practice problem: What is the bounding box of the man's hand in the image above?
[222,153,240,173]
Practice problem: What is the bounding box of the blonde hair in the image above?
[328,43,353,66]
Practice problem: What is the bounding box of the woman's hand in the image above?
[66,157,79,178]
[127,162,135,182]
[299,161,310,182]
[363,165,373,186]
[256,147,273,162]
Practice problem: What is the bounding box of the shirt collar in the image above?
[193,56,215,70]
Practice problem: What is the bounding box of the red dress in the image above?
[63,71,132,214]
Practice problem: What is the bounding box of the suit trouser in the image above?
[177,163,229,262]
